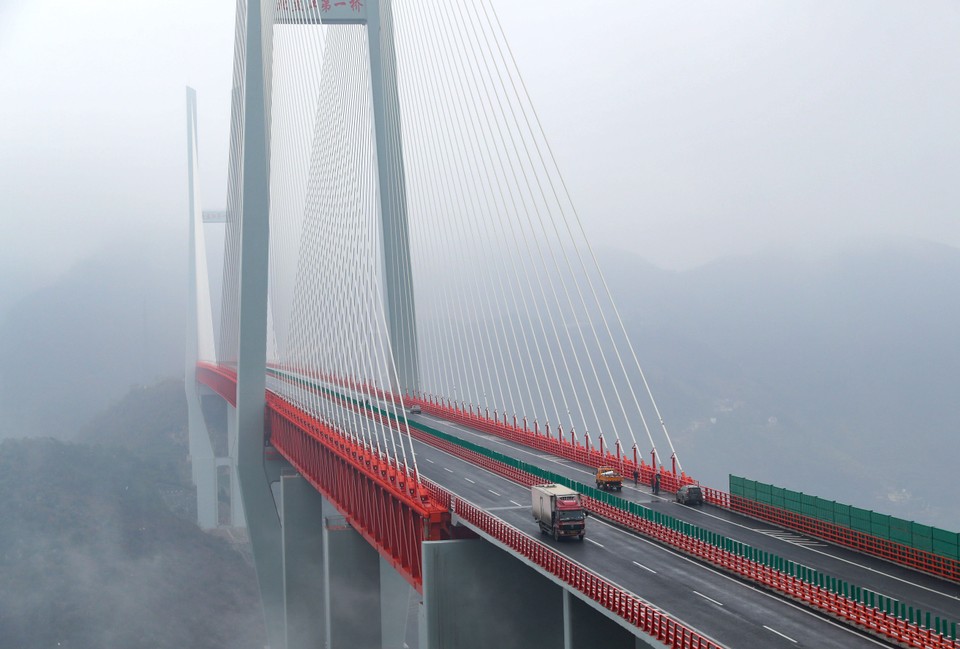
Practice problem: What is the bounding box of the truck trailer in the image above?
[531,484,586,541]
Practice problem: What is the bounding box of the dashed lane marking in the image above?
[585,538,604,548]
[464,478,476,484]
[632,561,656,574]
[443,467,454,473]
[693,591,723,606]
[488,489,501,497]
[763,625,797,643]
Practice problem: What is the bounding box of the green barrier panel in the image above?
[757,481,772,505]
[770,485,784,508]
[784,491,802,514]
[729,475,745,497]
[913,523,933,552]
[871,511,891,538]
[890,518,913,545]
[834,502,851,527]
[932,527,960,561]
[730,474,960,563]
[816,499,836,524]
[850,506,872,533]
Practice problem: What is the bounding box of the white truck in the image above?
[531,484,586,541]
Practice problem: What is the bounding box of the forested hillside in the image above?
[0,381,265,649]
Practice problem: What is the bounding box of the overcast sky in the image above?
[1,0,958,304]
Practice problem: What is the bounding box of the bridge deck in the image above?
[407,421,886,648]
[405,408,960,635]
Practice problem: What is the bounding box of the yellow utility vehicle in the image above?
[595,466,623,491]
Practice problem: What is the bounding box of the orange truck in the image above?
[595,466,623,491]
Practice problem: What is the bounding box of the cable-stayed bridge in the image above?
[184,1,960,648]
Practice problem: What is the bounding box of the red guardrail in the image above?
[408,395,698,494]
[196,361,238,405]
[727,495,960,584]
[699,486,960,584]
[454,498,725,649]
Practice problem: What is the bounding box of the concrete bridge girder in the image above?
[280,472,418,649]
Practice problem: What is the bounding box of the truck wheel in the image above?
[579,533,585,541]
[596,482,601,489]
[553,529,559,541]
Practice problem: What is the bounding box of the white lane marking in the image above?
[425,458,434,463]
[586,538,604,548]
[588,518,891,647]
[763,625,797,643]
[510,500,523,507]
[443,467,454,473]
[632,561,656,574]
[693,591,723,606]
[484,505,528,512]
[757,530,829,547]
[464,478,476,484]
[488,489,501,497]
[538,454,567,462]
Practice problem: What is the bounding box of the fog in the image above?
[1,1,957,300]
[0,2,958,644]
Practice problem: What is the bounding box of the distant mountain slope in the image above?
[600,239,960,529]
[0,246,184,440]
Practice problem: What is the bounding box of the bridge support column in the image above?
[367,0,420,396]
[226,405,246,528]
[187,399,218,529]
[185,86,219,530]
[280,473,326,649]
[381,555,416,649]
[420,539,563,649]
[323,515,383,648]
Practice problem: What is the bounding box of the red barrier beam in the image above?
[699,487,960,585]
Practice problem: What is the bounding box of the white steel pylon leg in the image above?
[367,0,421,397]
[232,0,285,646]
[185,86,219,530]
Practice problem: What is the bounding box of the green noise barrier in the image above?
[271,369,957,640]
[730,475,960,563]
